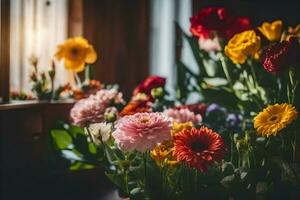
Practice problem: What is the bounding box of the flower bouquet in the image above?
[50,7,300,200]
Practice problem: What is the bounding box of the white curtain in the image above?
[10,0,71,93]
[149,0,198,96]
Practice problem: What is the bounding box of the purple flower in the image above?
[206,103,226,114]
[226,113,242,128]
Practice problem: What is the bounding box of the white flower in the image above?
[198,36,221,52]
[85,122,112,144]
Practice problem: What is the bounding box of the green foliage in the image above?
[50,124,106,170]
[51,129,72,149]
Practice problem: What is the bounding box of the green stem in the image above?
[85,125,93,140]
[124,155,129,194]
[218,53,233,89]
[74,72,82,88]
[292,131,297,163]
[143,153,147,187]
[288,69,297,104]
[248,60,258,89]
[238,149,241,168]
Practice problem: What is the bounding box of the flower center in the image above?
[70,47,79,56]
[190,141,207,152]
[140,117,150,124]
[269,115,278,122]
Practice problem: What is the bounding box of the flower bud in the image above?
[151,87,164,99]
[104,110,117,122]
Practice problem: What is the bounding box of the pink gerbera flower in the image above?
[164,108,202,125]
[70,89,124,127]
[112,112,172,152]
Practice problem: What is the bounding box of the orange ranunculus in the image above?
[225,30,261,64]
[55,37,97,72]
[258,20,283,42]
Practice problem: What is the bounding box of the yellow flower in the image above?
[150,141,177,167]
[254,103,298,137]
[55,37,97,72]
[171,121,193,135]
[151,122,194,167]
[288,24,300,38]
[225,30,261,64]
[258,20,283,42]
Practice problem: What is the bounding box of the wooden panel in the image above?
[68,0,83,37]
[0,0,10,103]
[82,0,150,98]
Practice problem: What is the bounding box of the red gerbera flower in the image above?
[173,127,226,172]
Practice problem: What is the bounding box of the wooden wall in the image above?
[0,0,10,103]
[82,0,150,98]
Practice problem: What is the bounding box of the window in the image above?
[149,0,198,97]
[9,0,71,94]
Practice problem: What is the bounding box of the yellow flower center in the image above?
[140,117,150,124]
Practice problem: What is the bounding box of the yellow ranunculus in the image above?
[258,20,283,42]
[150,141,177,167]
[171,121,193,135]
[55,37,97,72]
[225,30,261,64]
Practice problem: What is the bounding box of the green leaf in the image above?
[105,173,126,191]
[51,129,73,149]
[73,134,90,155]
[130,187,141,195]
[84,64,94,81]
[69,161,95,170]
[61,149,83,161]
[202,87,240,110]
[176,60,190,102]
[88,143,97,154]
[68,125,85,138]
[181,33,208,78]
